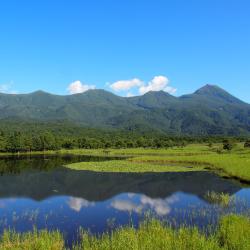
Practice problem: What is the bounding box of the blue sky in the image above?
[0,0,249,102]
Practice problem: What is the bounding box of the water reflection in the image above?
[68,197,95,212]
[0,155,249,246]
[0,168,242,201]
[111,194,179,215]
[0,154,120,175]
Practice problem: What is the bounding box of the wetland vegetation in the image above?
[64,143,250,182]
[0,143,249,249]
[1,214,250,250]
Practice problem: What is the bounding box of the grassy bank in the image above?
[130,150,250,182]
[64,144,250,182]
[0,214,249,250]
[1,143,250,181]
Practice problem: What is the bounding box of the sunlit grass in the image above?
[0,229,64,250]
[205,191,233,207]
[75,214,250,250]
[2,143,250,181]
[131,150,250,181]
[63,144,250,181]
[66,160,205,172]
[1,214,249,250]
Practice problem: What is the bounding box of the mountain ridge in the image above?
[0,85,249,136]
[0,84,249,104]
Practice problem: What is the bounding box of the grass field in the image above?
[1,143,250,181]
[0,214,249,250]
[67,160,205,172]
[65,143,250,182]
[1,143,250,182]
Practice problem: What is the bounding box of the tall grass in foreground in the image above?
[0,214,249,250]
[76,215,250,250]
[0,229,64,250]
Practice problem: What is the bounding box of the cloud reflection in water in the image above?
[111,194,179,216]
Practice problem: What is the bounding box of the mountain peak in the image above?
[144,90,168,95]
[194,84,222,95]
[30,90,51,95]
[194,84,244,105]
[129,90,177,109]
[142,90,176,99]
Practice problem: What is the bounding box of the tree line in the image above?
[0,121,249,153]
[0,131,191,153]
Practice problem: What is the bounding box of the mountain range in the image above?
[0,84,249,136]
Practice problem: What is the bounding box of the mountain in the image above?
[0,85,249,136]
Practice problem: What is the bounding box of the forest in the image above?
[0,121,248,153]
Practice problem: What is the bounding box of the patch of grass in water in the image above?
[60,144,250,181]
[65,160,205,173]
[4,144,250,181]
[205,191,233,207]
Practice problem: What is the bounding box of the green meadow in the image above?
[66,160,205,172]
[65,143,250,182]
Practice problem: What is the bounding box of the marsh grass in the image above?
[0,215,249,249]
[2,143,250,181]
[217,214,250,250]
[205,192,233,207]
[128,145,250,182]
[66,160,205,172]
[0,229,64,250]
[75,214,250,250]
[131,153,250,182]
[60,144,250,181]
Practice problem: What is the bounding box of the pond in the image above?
[0,155,249,247]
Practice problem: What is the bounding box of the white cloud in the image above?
[68,197,95,212]
[0,84,9,92]
[67,80,95,94]
[139,76,177,95]
[0,82,17,94]
[110,78,143,92]
[109,75,177,96]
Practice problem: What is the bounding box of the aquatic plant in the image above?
[205,191,233,207]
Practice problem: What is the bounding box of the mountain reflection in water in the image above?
[0,155,249,246]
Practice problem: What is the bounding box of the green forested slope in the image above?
[0,85,249,135]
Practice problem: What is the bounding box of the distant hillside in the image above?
[0,85,249,136]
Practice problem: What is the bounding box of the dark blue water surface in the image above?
[0,155,249,246]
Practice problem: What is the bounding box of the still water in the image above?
[0,155,249,246]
